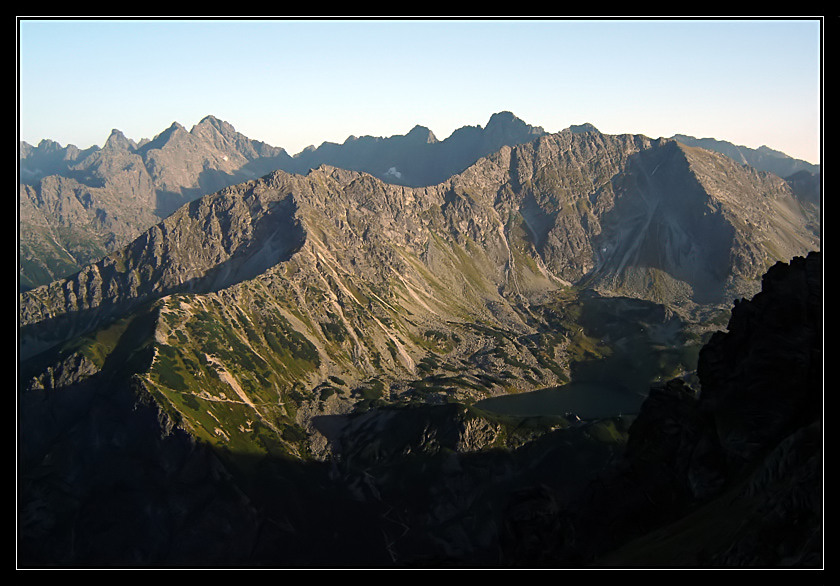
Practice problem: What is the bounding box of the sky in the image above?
[18,17,823,164]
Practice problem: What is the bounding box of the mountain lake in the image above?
[474,381,646,421]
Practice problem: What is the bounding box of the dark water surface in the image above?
[474,381,645,420]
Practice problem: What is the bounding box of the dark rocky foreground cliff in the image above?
[502,251,822,567]
[18,252,822,568]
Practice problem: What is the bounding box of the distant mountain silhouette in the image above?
[670,133,819,179]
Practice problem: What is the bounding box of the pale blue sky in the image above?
[18,18,822,164]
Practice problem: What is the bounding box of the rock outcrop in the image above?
[500,251,822,567]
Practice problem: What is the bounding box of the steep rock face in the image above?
[581,140,818,304]
[495,131,655,282]
[785,168,822,207]
[683,144,819,297]
[501,252,822,567]
[494,132,817,306]
[693,252,821,472]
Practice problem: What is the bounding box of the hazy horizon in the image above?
[18,18,822,165]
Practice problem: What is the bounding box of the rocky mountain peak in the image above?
[139,121,187,153]
[194,114,237,138]
[566,122,600,134]
[486,109,526,128]
[484,110,545,140]
[168,120,187,132]
[197,113,224,126]
[755,144,786,157]
[19,139,85,185]
[35,138,65,151]
[406,124,438,143]
[103,128,136,151]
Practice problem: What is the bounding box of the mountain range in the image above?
[19,112,820,292]
[17,111,822,568]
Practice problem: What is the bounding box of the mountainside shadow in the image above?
[588,144,736,304]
